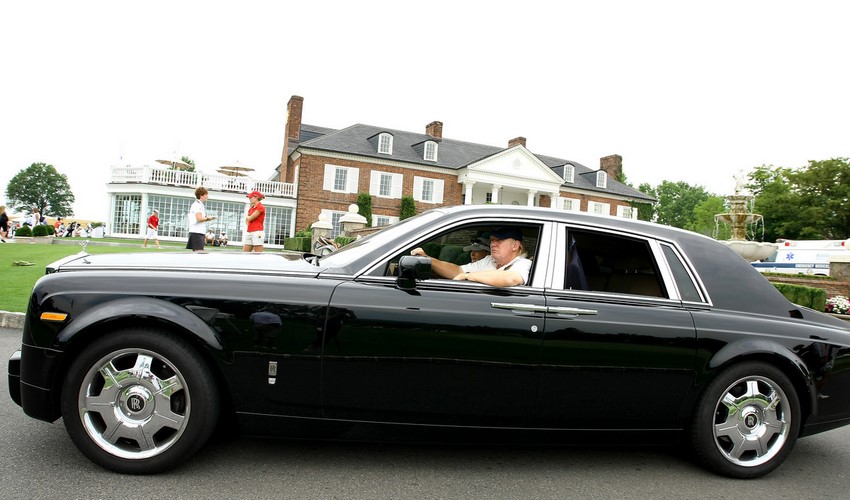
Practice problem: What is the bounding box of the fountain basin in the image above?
[720,240,777,262]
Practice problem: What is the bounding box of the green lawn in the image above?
[0,242,185,313]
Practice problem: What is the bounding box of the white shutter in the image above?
[433,179,444,203]
[369,171,381,196]
[323,165,335,191]
[347,168,359,193]
[413,177,424,201]
[391,173,403,198]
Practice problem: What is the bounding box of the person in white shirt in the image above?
[187,187,215,251]
[411,226,532,287]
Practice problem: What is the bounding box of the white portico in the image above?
[458,144,565,207]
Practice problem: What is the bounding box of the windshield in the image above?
[318,209,444,269]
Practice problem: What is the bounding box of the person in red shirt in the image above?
[144,209,161,248]
[244,191,265,252]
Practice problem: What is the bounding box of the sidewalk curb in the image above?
[0,311,25,330]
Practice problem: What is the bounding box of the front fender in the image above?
[55,296,223,351]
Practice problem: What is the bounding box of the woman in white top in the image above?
[186,187,215,251]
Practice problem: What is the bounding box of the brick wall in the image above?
[293,154,461,231]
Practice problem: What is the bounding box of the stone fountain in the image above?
[715,173,777,261]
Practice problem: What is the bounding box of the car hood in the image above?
[48,251,322,275]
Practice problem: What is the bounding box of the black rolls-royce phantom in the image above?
[8,205,850,478]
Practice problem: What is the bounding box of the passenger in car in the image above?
[411,227,531,287]
[463,237,491,263]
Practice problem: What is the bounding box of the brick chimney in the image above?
[508,137,527,148]
[600,154,623,181]
[280,95,304,183]
[426,121,443,139]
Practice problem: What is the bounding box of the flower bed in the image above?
[825,295,849,315]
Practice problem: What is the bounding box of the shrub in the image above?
[45,225,56,236]
[400,195,416,220]
[773,283,827,312]
[15,225,33,237]
[357,193,373,227]
[294,229,313,238]
[335,236,356,248]
[283,237,311,252]
[32,225,50,237]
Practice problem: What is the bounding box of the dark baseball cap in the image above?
[491,227,523,241]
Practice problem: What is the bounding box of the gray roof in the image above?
[294,123,655,203]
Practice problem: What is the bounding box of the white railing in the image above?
[110,165,296,198]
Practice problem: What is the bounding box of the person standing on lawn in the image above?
[243,190,265,252]
[144,209,161,248]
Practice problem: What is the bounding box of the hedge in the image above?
[773,283,827,312]
[283,237,311,252]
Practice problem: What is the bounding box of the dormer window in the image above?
[596,170,608,189]
[563,164,575,183]
[424,141,438,161]
[378,133,393,154]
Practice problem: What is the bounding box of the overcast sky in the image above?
[1,1,847,221]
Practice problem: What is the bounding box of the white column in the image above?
[526,190,537,206]
[492,184,501,204]
[551,192,560,209]
[464,181,475,205]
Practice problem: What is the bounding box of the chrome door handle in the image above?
[491,302,548,313]
[546,306,598,316]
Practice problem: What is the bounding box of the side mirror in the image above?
[397,255,431,291]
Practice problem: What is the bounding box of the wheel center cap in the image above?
[745,413,758,428]
[119,386,154,419]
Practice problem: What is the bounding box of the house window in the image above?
[323,164,359,193]
[563,164,575,183]
[369,171,403,198]
[485,192,492,203]
[562,198,580,211]
[424,141,438,161]
[421,179,434,201]
[596,170,608,188]
[413,176,444,203]
[374,215,399,227]
[588,201,610,215]
[334,168,347,191]
[378,133,393,154]
[617,205,637,219]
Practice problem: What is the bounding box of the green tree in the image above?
[688,195,729,238]
[653,180,712,229]
[787,158,850,239]
[634,182,656,222]
[180,156,196,172]
[748,165,802,242]
[357,193,373,227]
[399,195,416,220]
[5,162,75,218]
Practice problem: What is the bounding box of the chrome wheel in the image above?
[62,329,219,473]
[78,348,190,460]
[712,375,790,467]
[692,361,800,478]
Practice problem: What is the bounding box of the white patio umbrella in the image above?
[216,167,248,177]
[218,161,255,176]
[156,158,192,170]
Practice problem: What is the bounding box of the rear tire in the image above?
[61,328,219,474]
[691,362,800,478]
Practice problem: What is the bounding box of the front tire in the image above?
[61,329,219,474]
[691,362,800,478]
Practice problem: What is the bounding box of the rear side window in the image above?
[661,244,703,302]
[565,230,666,298]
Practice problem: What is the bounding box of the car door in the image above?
[320,222,552,427]
[538,224,698,429]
